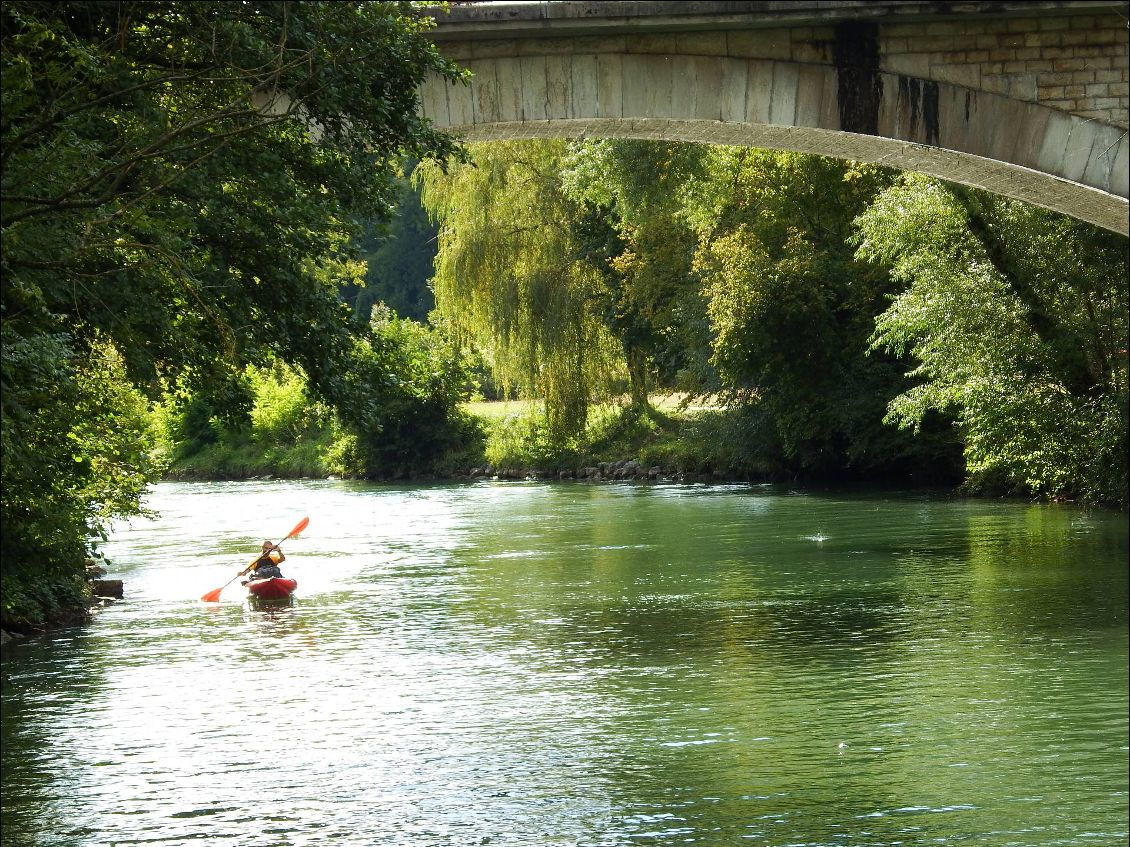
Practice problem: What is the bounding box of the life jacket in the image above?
[252,551,283,579]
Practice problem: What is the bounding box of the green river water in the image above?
[1,480,1127,846]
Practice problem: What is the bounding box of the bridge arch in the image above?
[419,3,1129,235]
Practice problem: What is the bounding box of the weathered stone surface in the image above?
[419,1,1128,234]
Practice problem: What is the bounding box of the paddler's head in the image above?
[262,540,274,552]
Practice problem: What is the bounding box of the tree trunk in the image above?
[627,346,649,408]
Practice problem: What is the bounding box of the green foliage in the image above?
[320,429,368,479]
[637,406,783,477]
[855,175,1128,504]
[1,0,468,627]
[687,150,955,476]
[562,140,715,395]
[246,362,333,448]
[582,405,668,462]
[160,316,482,481]
[482,404,573,471]
[471,400,784,481]
[1,335,159,628]
[418,140,625,438]
[156,359,336,479]
[340,305,483,477]
[353,170,439,322]
[3,1,465,392]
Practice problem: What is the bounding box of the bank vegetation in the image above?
[3,3,1126,633]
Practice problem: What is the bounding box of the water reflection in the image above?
[2,481,1127,846]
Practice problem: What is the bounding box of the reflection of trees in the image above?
[878,505,1130,840]
[2,635,108,846]
[964,506,1129,634]
[441,487,951,841]
[540,589,927,842]
[384,486,1126,843]
[586,583,941,826]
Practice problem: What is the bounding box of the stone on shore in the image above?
[91,579,124,599]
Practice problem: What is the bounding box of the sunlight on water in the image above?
[2,480,1127,846]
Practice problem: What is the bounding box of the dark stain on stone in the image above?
[833,20,882,136]
[899,76,942,146]
[922,79,939,144]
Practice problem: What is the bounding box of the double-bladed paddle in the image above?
[200,516,309,602]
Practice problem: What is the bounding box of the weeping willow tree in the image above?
[417,141,623,437]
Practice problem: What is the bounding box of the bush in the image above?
[247,362,333,447]
[335,306,482,477]
[2,336,159,630]
[483,405,574,470]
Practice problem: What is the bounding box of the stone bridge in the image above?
[419,1,1129,234]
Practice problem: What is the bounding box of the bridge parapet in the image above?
[432,1,1128,127]
[422,2,1130,233]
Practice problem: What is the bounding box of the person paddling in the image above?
[244,540,286,583]
[200,517,307,602]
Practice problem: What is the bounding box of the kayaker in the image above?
[245,540,286,581]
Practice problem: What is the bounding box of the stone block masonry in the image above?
[880,12,1128,126]
[425,2,1129,234]
[440,7,1129,129]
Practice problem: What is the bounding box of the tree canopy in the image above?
[418,138,1126,502]
[418,140,625,438]
[352,169,439,323]
[855,175,1129,501]
[1,0,468,628]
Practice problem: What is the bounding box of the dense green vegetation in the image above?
[3,5,1125,633]
[154,310,482,482]
[418,140,627,437]
[1,1,472,630]
[856,176,1128,502]
[351,170,439,323]
[419,140,1126,499]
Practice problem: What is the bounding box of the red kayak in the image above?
[245,577,298,600]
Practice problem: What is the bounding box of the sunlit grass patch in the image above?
[462,395,731,473]
[464,398,541,421]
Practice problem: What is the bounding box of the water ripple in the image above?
[2,481,1127,846]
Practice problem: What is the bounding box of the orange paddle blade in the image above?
[200,586,223,603]
[286,516,310,539]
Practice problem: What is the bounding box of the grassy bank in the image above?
[162,428,336,480]
[466,396,777,479]
[160,396,759,481]
[160,395,960,487]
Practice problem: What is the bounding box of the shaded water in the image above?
[2,480,1127,846]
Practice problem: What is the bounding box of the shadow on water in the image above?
[535,588,911,671]
[963,507,1129,634]
[244,595,296,614]
[2,630,112,847]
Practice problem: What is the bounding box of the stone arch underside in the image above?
[419,55,1129,235]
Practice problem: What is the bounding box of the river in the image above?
[1,480,1127,846]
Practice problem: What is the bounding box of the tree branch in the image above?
[944,183,1101,396]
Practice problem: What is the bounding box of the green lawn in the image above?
[464,394,720,420]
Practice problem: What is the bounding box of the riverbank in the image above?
[1,562,125,641]
[1,396,1107,635]
[163,397,965,489]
